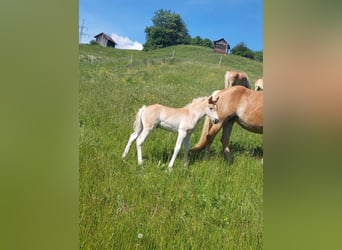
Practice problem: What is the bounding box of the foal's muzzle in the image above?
[212,118,219,124]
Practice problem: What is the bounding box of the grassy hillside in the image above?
[80,44,263,249]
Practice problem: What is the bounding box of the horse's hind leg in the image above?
[136,128,152,165]
[182,133,191,167]
[221,119,235,160]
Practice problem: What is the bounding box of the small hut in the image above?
[94,32,117,48]
[213,38,230,54]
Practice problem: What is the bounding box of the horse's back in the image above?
[143,104,186,131]
[219,85,252,99]
[140,104,164,127]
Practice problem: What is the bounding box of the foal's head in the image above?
[207,96,220,124]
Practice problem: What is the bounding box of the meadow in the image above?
[80,44,263,249]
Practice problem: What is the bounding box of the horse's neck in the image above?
[186,101,207,121]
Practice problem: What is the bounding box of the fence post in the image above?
[218,55,222,66]
[171,50,175,60]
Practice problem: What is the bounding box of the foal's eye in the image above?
[209,107,213,111]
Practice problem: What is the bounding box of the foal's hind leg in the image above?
[136,128,152,165]
[122,131,140,158]
[221,119,235,160]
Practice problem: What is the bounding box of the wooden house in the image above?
[213,38,230,54]
[94,32,117,48]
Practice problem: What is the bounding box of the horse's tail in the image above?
[133,105,146,133]
[191,116,212,151]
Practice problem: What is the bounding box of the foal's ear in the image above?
[208,96,219,104]
[208,96,213,104]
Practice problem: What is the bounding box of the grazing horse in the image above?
[224,71,250,89]
[122,96,220,168]
[254,78,263,91]
[191,86,263,160]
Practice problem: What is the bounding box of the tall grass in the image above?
[80,44,263,249]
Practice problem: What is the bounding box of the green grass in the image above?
[80,44,263,249]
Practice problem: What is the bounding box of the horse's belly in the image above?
[159,121,178,132]
[237,119,263,134]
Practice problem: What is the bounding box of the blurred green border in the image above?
[0,0,78,249]
[265,1,342,249]
[1,0,342,249]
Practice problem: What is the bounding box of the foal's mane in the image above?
[185,96,208,108]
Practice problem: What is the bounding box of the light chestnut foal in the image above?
[122,95,219,168]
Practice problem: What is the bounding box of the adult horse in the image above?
[254,78,263,91]
[122,95,219,168]
[224,71,250,89]
[191,86,263,160]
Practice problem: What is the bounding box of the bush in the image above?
[231,42,263,61]
[230,42,254,59]
[191,36,214,48]
[254,51,263,62]
[89,40,98,46]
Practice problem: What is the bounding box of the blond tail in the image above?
[133,105,146,133]
[191,116,212,151]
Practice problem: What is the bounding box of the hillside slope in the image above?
[80,44,262,91]
[79,44,263,249]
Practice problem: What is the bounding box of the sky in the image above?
[79,0,263,51]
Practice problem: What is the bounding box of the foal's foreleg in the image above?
[169,130,186,168]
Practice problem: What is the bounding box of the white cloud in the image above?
[111,33,143,50]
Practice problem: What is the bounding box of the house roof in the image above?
[214,38,228,44]
[94,32,117,44]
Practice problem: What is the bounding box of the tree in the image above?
[190,36,214,48]
[191,35,202,46]
[254,51,263,62]
[89,40,98,46]
[143,9,191,51]
[201,38,214,48]
[230,42,254,59]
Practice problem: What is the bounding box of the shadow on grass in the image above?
[229,142,263,158]
[148,141,263,167]
[188,142,263,164]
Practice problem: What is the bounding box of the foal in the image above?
[122,96,219,168]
